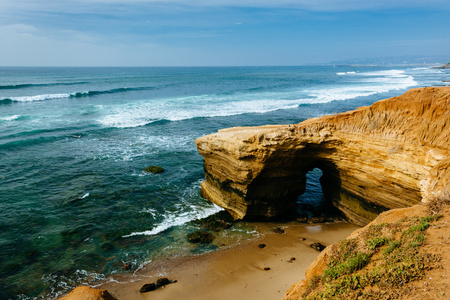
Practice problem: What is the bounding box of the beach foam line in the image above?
[123,204,223,238]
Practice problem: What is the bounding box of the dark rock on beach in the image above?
[273,227,285,234]
[140,283,157,293]
[258,243,266,248]
[296,214,309,223]
[307,217,325,224]
[156,277,171,286]
[310,242,326,252]
[144,165,165,173]
[139,278,177,293]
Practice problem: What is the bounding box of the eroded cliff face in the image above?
[195,87,450,226]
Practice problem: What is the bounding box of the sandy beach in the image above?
[95,221,359,300]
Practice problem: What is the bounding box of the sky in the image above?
[0,0,449,66]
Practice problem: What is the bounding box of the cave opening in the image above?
[296,168,341,220]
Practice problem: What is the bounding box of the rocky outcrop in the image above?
[60,286,116,300]
[432,63,450,69]
[195,87,450,226]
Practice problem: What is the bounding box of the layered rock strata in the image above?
[195,87,450,226]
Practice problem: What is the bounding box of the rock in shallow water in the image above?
[186,230,215,244]
[144,165,165,173]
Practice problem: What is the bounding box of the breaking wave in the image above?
[0,86,156,103]
[98,69,418,128]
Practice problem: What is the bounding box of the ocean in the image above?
[0,66,448,299]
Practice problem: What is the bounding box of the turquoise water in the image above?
[0,66,448,299]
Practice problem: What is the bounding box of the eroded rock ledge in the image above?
[195,87,450,226]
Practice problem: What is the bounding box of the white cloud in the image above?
[0,1,448,66]
[0,23,205,66]
[0,24,111,66]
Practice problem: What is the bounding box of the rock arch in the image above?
[196,88,450,226]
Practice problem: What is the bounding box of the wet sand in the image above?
[96,221,359,300]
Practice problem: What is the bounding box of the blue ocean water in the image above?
[0,66,448,299]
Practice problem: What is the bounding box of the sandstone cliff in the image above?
[59,286,116,300]
[196,87,450,226]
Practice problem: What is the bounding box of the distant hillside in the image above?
[329,55,450,66]
[432,63,450,69]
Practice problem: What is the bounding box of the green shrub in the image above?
[366,236,389,250]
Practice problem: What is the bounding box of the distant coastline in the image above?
[432,62,450,69]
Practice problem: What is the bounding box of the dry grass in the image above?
[299,213,443,300]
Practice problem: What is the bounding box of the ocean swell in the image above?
[0,86,155,103]
[0,82,89,90]
[98,69,418,129]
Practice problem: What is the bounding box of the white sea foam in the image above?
[309,69,417,103]
[141,207,158,218]
[89,134,195,162]
[0,115,20,121]
[96,68,418,129]
[123,203,223,237]
[336,71,357,75]
[9,93,71,102]
[97,97,304,128]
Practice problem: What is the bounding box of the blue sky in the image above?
[0,0,449,66]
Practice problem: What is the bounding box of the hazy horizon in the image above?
[1,0,449,67]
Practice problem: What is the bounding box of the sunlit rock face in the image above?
[196,87,450,226]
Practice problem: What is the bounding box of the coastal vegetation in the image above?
[282,197,450,300]
[301,214,442,299]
